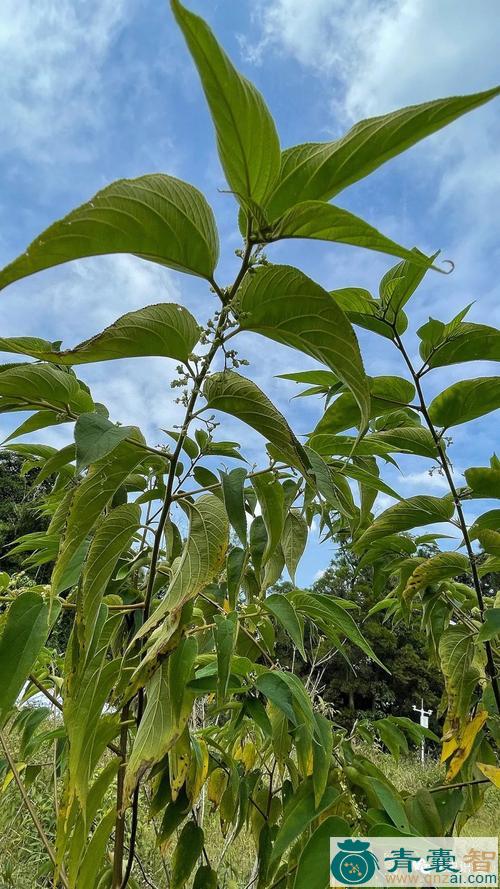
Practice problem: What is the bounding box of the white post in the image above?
[412,698,432,764]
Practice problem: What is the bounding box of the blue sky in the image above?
[1,0,500,585]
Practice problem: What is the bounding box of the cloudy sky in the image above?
[1,0,499,584]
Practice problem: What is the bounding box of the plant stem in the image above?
[112,703,130,889]
[120,242,255,889]
[393,328,500,711]
[0,729,69,889]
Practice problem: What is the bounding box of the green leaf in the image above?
[137,493,229,640]
[0,592,54,727]
[256,670,314,728]
[74,413,135,471]
[424,322,500,369]
[171,0,280,208]
[270,778,339,866]
[380,251,440,319]
[252,472,285,565]
[312,713,334,807]
[403,552,471,601]
[171,821,205,889]
[3,409,68,443]
[266,86,500,218]
[313,376,415,436]
[52,437,146,595]
[439,625,482,722]
[0,364,93,414]
[271,201,438,267]
[204,371,310,474]
[294,816,350,889]
[356,495,454,549]
[264,594,305,659]
[293,592,388,670]
[371,778,411,833]
[237,265,370,433]
[79,503,141,653]
[428,377,500,428]
[331,288,407,339]
[77,808,116,889]
[277,370,339,387]
[309,426,437,460]
[193,865,218,889]
[220,467,247,546]
[0,175,219,290]
[465,467,500,499]
[215,612,238,706]
[477,609,500,643]
[0,303,200,367]
[282,510,308,584]
[125,661,193,799]
[169,636,198,720]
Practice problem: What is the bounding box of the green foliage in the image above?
[0,3,499,888]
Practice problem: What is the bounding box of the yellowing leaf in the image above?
[477,762,500,789]
[446,711,489,781]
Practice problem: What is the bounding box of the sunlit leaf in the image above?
[0,175,219,289]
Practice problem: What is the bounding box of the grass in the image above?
[0,746,498,887]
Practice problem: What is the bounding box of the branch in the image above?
[392,328,500,712]
[0,729,69,889]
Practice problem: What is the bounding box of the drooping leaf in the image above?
[204,371,310,474]
[136,493,229,640]
[125,661,194,800]
[439,625,483,723]
[282,510,308,584]
[220,467,247,546]
[271,201,437,267]
[79,503,141,653]
[171,0,280,208]
[0,175,219,289]
[294,816,350,889]
[355,495,455,549]
[215,612,238,706]
[428,377,500,428]
[52,436,146,595]
[237,265,370,433]
[477,762,500,789]
[0,592,55,727]
[252,472,285,565]
[264,594,305,659]
[293,592,387,670]
[270,779,339,867]
[171,820,205,889]
[266,86,500,219]
[312,712,334,807]
[169,637,198,720]
[76,808,116,889]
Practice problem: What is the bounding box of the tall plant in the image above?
[0,3,498,887]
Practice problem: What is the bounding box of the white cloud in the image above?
[0,0,133,164]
